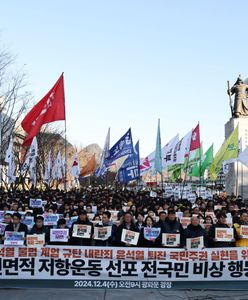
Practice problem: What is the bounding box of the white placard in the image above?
[240,225,248,238]
[121,229,140,245]
[215,228,234,242]
[94,226,112,240]
[50,229,69,242]
[162,233,180,247]
[180,217,191,229]
[72,224,92,238]
[4,231,25,245]
[26,234,45,247]
[186,236,204,249]
[29,199,43,208]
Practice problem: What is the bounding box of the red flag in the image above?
[190,123,200,151]
[21,74,65,146]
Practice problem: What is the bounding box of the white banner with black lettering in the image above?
[0,246,247,281]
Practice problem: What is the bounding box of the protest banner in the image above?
[0,246,247,289]
[72,224,92,238]
[87,213,95,221]
[150,191,157,198]
[43,214,60,226]
[50,229,69,242]
[109,211,119,221]
[143,227,161,241]
[180,217,191,229]
[0,211,5,222]
[29,199,43,208]
[0,223,7,235]
[94,226,112,240]
[186,236,204,249]
[176,212,183,219]
[240,225,248,238]
[66,216,78,228]
[162,233,180,247]
[164,186,174,198]
[26,234,45,247]
[187,193,196,203]
[215,228,234,242]
[121,229,140,245]
[4,231,25,245]
[21,217,34,230]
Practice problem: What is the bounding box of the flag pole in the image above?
[236,161,239,197]
[63,73,67,192]
[241,162,244,199]
[199,143,202,197]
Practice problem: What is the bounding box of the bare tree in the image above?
[0,46,32,190]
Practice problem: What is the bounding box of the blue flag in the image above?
[118,141,140,183]
[95,128,110,177]
[105,128,133,167]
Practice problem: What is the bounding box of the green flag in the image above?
[183,144,203,171]
[169,164,182,182]
[189,144,213,177]
[210,126,238,180]
[155,119,162,174]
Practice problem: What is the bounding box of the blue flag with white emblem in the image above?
[105,128,134,167]
[117,141,140,183]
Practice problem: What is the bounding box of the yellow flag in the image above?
[210,126,238,180]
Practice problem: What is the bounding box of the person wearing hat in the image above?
[208,212,237,247]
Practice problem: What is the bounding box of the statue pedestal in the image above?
[225,117,248,199]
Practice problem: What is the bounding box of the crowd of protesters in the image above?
[0,186,247,248]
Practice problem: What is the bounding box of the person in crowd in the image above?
[3,213,12,225]
[135,212,145,232]
[30,216,50,243]
[162,209,184,248]
[139,216,158,247]
[70,210,94,246]
[115,212,138,247]
[154,211,167,247]
[234,210,248,247]
[4,212,28,236]
[94,211,117,246]
[208,212,237,247]
[203,215,214,234]
[48,218,70,245]
[183,216,208,248]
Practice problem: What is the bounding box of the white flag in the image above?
[71,153,80,179]
[21,137,38,179]
[162,134,180,168]
[44,151,52,184]
[172,130,192,165]
[52,151,63,180]
[29,137,38,185]
[29,156,37,186]
[21,152,30,175]
[29,137,38,159]
[5,138,16,184]
[140,150,155,176]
